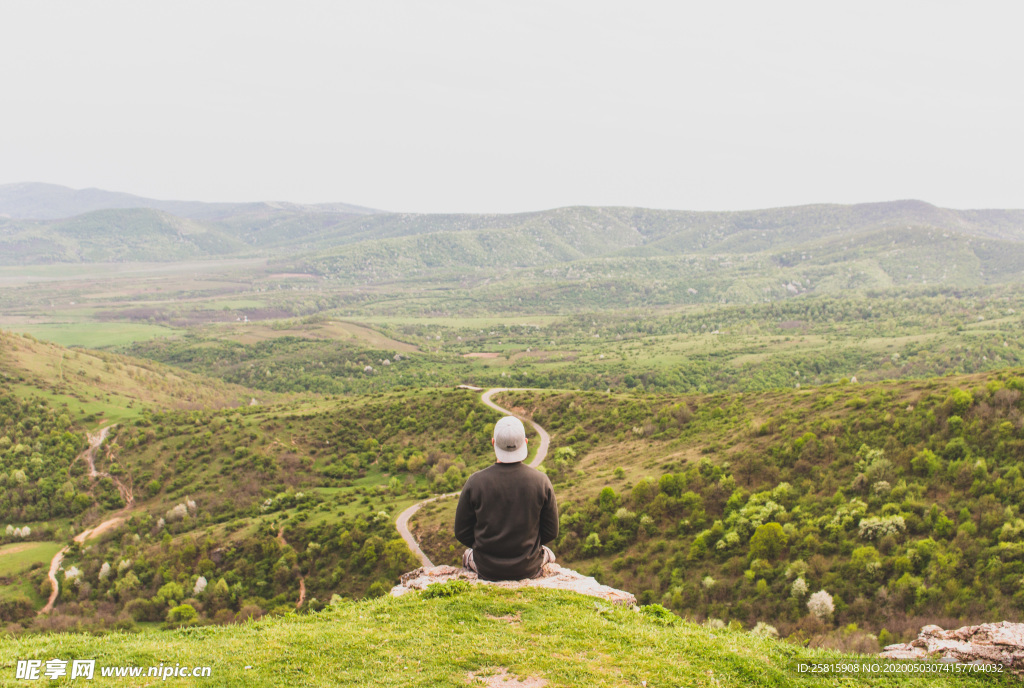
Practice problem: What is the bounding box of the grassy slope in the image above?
[0,542,62,606]
[3,587,1010,688]
[0,542,63,577]
[0,329,258,423]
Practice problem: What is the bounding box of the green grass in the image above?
[1,587,1009,687]
[0,541,62,577]
[0,579,40,603]
[8,322,179,348]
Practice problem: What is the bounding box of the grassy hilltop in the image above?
[2,586,1013,687]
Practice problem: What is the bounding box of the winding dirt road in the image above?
[40,426,130,615]
[395,388,550,568]
[276,526,307,608]
[79,426,134,507]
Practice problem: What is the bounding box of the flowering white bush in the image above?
[193,576,208,595]
[117,559,132,573]
[858,515,906,541]
[156,517,166,530]
[724,487,789,535]
[823,499,867,536]
[4,524,13,536]
[613,508,637,527]
[807,590,834,620]
[64,566,82,584]
[871,480,892,496]
[639,514,656,535]
[98,562,111,580]
[715,531,740,550]
[166,503,189,522]
[785,560,808,579]
[790,577,809,599]
[751,622,779,637]
[702,575,716,589]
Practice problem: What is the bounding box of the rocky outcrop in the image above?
[391,564,637,607]
[880,621,1024,671]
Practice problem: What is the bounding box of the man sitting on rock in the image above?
[454,416,558,581]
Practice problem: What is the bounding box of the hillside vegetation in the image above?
[414,369,1024,651]
[122,289,1024,397]
[1,372,515,632]
[4,188,1024,295]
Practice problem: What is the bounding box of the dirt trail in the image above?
[277,526,307,608]
[395,387,550,568]
[40,426,129,615]
[79,425,134,507]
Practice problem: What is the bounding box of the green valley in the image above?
[3,186,1024,683]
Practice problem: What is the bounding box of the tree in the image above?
[749,522,787,560]
[157,581,184,605]
[807,590,834,621]
[582,532,602,556]
[167,603,198,625]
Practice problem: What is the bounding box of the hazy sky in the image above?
[2,1,1022,213]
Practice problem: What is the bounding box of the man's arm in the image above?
[539,483,558,545]
[454,484,476,548]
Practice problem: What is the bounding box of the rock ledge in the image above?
[880,621,1024,672]
[390,564,637,606]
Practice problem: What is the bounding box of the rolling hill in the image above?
[2,185,1023,292]
[0,182,377,221]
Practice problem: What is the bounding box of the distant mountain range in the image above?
[0,182,378,220]
[1,183,1022,293]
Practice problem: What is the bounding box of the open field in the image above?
[3,322,179,348]
[0,541,62,577]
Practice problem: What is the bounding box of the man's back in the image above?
[454,462,558,581]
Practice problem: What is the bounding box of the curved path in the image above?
[79,426,134,507]
[41,426,129,614]
[276,526,307,608]
[396,388,550,568]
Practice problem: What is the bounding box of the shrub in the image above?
[807,590,834,620]
[858,516,906,541]
[422,580,472,599]
[166,604,198,625]
[910,449,940,477]
[639,604,678,625]
[749,522,787,560]
[365,581,388,598]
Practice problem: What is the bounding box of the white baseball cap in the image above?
[493,416,528,463]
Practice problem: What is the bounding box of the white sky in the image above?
[1,1,1022,213]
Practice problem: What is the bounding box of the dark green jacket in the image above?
[454,462,558,581]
